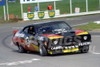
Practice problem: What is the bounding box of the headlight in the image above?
[84,36,87,40]
[53,40,58,45]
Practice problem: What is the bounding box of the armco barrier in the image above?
[23,10,100,21]
[23,10,60,21]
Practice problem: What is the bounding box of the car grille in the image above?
[50,37,76,46]
[48,34,91,47]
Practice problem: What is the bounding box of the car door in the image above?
[22,26,39,51]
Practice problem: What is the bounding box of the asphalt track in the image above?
[0,14,100,67]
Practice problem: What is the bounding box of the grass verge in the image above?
[74,22,100,31]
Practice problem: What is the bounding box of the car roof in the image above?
[27,20,66,27]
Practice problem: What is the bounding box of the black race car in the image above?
[12,21,91,56]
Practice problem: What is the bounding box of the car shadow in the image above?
[12,49,87,57]
[47,52,87,57]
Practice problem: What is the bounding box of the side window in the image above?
[27,26,35,35]
[23,27,29,34]
[23,26,35,35]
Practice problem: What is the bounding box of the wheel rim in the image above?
[19,46,21,51]
[39,47,43,55]
[82,46,89,52]
[18,46,23,52]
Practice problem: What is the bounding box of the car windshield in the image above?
[36,21,71,34]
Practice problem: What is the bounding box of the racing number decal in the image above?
[15,33,25,38]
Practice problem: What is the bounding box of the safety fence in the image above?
[0,0,99,21]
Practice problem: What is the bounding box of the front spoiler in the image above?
[47,42,91,55]
[48,47,79,54]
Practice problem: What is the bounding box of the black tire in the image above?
[39,45,47,56]
[18,45,26,53]
[81,45,89,53]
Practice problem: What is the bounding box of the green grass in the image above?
[74,22,100,31]
[0,0,99,18]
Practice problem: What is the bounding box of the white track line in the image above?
[0,58,40,66]
[10,41,13,46]
[89,35,100,55]
[12,23,88,29]
[12,27,23,30]
[66,18,82,20]
[92,46,100,55]
[92,35,100,37]
[89,46,92,52]
[72,23,88,27]
[90,46,100,55]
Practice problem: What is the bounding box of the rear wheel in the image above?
[39,45,47,56]
[18,45,26,53]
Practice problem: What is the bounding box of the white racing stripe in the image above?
[0,58,40,66]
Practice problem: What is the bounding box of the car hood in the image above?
[41,29,76,39]
[42,34,63,39]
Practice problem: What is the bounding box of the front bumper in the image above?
[48,47,79,54]
[48,42,91,55]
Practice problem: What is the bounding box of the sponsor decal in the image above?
[54,29,68,33]
[15,33,24,37]
[42,34,63,39]
[48,46,79,54]
[76,32,88,35]
[8,0,16,3]
[38,12,45,19]
[79,42,91,46]
[48,10,55,18]
[31,44,39,51]
[27,13,34,20]
[75,29,88,35]
[0,0,5,6]
[63,48,79,53]
[51,45,78,50]
[48,36,63,39]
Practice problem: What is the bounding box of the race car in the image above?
[12,21,91,56]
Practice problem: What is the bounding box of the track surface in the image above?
[0,15,100,67]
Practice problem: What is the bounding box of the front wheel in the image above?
[80,45,89,53]
[39,45,47,56]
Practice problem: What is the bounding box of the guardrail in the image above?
[54,11,100,18]
[23,10,100,21]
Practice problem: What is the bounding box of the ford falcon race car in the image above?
[12,21,91,56]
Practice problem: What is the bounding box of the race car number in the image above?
[15,33,24,37]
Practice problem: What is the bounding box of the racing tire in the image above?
[81,45,89,53]
[18,45,26,53]
[39,45,47,56]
